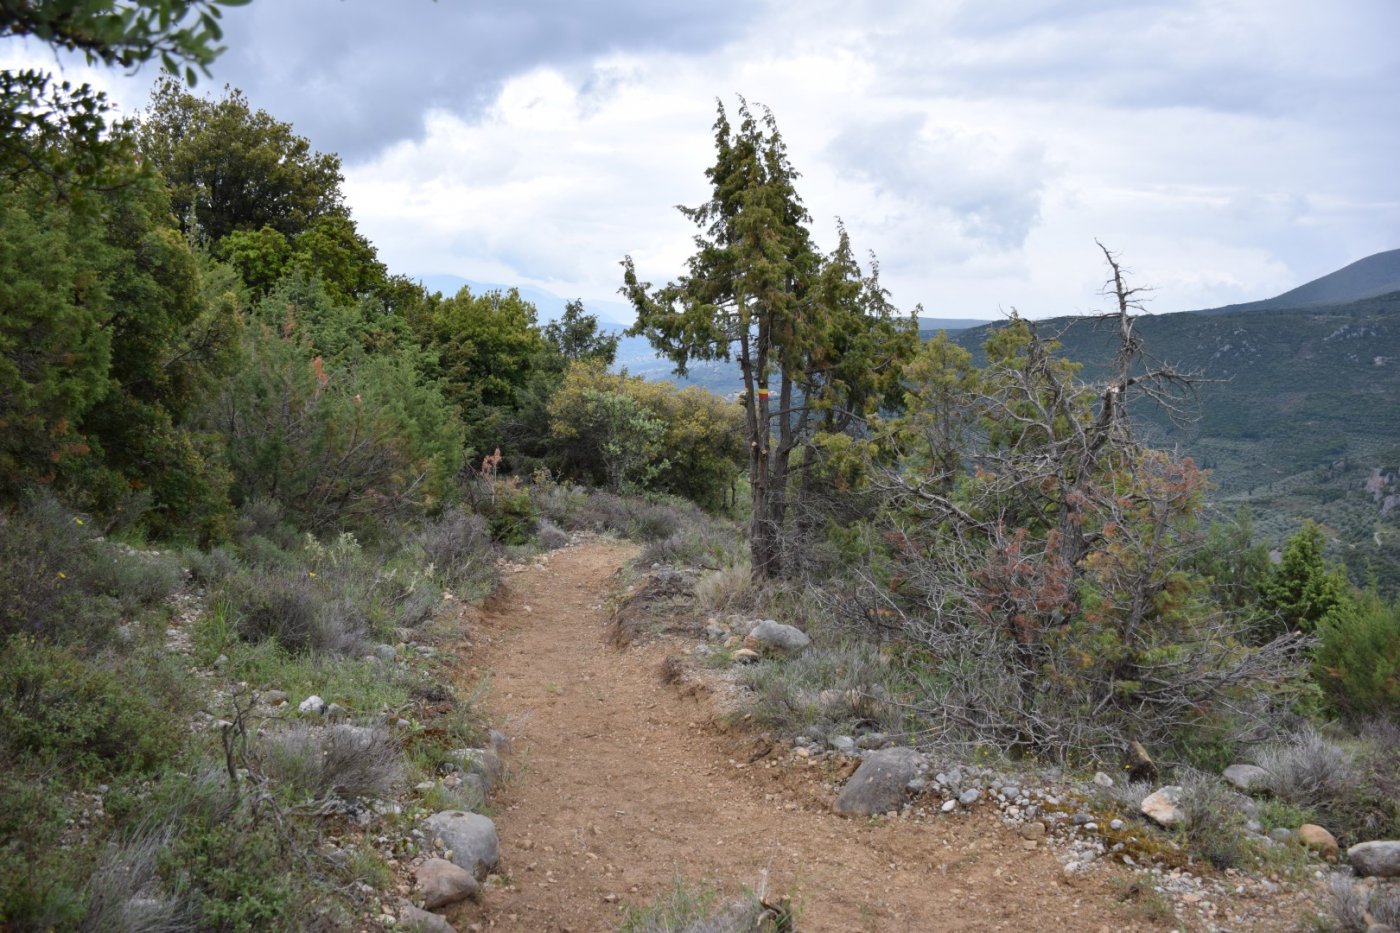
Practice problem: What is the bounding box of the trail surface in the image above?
[450,539,1154,931]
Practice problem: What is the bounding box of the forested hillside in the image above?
[948,289,1400,591]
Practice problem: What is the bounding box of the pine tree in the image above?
[622,99,821,579]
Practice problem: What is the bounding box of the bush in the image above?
[0,638,184,779]
[535,518,570,550]
[1314,593,1400,719]
[738,641,903,741]
[186,544,241,586]
[1253,727,1400,844]
[221,568,363,655]
[476,480,537,545]
[1255,729,1357,813]
[1176,770,1252,869]
[0,493,182,644]
[1328,874,1400,933]
[260,723,401,802]
[153,770,308,931]
[529,476,588,527]
[413,510,497,594]
[641,515,746,570]
[0,771,85,931]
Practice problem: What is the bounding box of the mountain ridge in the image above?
[1192,248,1400,315]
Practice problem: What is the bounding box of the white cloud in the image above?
[5,0,1398,320]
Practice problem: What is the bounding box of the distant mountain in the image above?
[1196,248,1400,315]
[917,316,995,332]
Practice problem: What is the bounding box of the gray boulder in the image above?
[448,747,504,795]
[1348,840,1400,878]
[1222,763,1271,792]
[833,747,921,816]
[416,857,479,908]
[398,903,455,933]
[743,619,811,656]
[423,811,499,880]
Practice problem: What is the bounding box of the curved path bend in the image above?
[449,539,1153,932]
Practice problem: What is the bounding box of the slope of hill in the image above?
[1198,248,1400,315]
[949,289,1400,590]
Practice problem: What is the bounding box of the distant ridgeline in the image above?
[945,250,1400,592]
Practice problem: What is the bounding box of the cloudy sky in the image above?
[7,0,1399,320]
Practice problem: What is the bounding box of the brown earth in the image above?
[445,538,1167,932]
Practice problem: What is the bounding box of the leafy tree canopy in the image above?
[544,299,619,366]
[137,76,343,243]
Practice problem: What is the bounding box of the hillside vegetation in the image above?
[2,10,1398,931]
[947,290,1400,592]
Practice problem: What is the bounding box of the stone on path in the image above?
[833,747,921,817]
[1299,824,1339,860]
[415,857,479,909]
[1348,840,1400,877]
[398,902,455,933]
[744,619,811,656]
[1140,786,1184,827]
[423,811,499,880]
[1222,763,1271,792]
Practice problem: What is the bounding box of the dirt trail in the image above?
[449,539,1156,932]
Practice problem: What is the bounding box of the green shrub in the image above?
[0,638,183,779]
[0,771,86,931]
[1314,593,1400,719]
[154,773,306,932]
[478,480,538,545]
[0,493,179,643]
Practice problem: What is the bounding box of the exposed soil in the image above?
[447,539,1166,932]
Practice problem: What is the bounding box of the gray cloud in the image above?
[203,0,759,160]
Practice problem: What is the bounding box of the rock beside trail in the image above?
[398,903,455,933]
[833,747,921,816]
[415,857,478,909]
[1299,824,1339,860]
[423,811,499,880]
[1140,786,1185,827]
[744,619,811,656]
[448,747,504,795]
[1222,764,1271,792]
[1348,840,1400,877]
